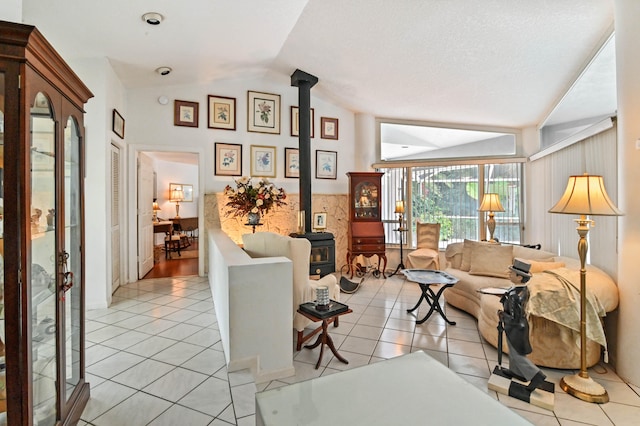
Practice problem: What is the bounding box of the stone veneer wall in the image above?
[204,193,349,274]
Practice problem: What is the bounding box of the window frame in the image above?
[377,158,525,249]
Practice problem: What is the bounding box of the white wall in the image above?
[69,57,126,309]
[613,0,640,386]
[0,0,22,22]
[521,125,541,244]
[125,73,356,198]
[355,113,377,171]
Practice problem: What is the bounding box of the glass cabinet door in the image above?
[30,92,57,425]
[353,181,380,219]
[0,71,6,422]
[63,117,82,404]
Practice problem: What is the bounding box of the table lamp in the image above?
[395,200,405,231]
[170,187,184,218]
[152,200,161,222]
[549,173,622,403]
[478,193,504,242]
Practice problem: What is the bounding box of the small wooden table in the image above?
[297,302,352,369]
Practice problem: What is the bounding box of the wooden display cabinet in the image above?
[0,21,93,425]
[346,172,387,277]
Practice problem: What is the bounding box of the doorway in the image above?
[136,149,202,280]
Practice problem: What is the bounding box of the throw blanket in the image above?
[526,268,607,350]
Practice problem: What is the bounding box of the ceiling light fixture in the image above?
[155,67,172,76]
[142,12,163,25]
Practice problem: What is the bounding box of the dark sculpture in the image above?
[497,259,546,391]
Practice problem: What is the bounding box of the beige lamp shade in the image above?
[152,202,160,211]
[170,188,184,202]
[549,174,622,216]
[478,193,504,212]
[394,200,405,214]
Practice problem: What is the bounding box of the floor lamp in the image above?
[549,173,622,403]
[479,193,504,242]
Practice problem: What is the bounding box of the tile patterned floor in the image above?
[80,274,640,425]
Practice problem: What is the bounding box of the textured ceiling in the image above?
[21,0,614,130]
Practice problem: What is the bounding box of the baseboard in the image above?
[228,356,295,384]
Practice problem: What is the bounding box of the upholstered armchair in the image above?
[406,222,441,270]
[241,232,339,345]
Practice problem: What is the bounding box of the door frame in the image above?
[126,144,205,283]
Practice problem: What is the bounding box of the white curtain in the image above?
[528,125,618,277]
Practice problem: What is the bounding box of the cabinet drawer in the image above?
[352,244,386,252]
[353,237,385,245]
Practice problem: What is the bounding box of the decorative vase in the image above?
[247,212,261,225]
[316,285,330,310]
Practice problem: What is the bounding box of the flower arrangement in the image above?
[224,177,287,218]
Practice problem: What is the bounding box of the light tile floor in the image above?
[80,274,640,425]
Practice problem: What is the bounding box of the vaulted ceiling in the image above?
[21,0,614,129]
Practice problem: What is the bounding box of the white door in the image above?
[137,153,155,278]
[110,144,123,292]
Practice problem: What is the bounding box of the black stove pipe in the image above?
[291,69,318,233]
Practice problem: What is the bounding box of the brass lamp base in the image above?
[486,212,497,242]
[560,374,609,404]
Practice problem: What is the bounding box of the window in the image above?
[380,122,516,161]
[539,34,616,151]
[380,162,523,248]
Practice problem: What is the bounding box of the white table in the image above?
[255,351,532,425]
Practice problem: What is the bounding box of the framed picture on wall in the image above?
[214,142,243,176]
[208,95,236,130]
[320,117,339,140]
[290,106,314,138]
[313,212,327,230]
[247,91,281,134]
[174,100,199,127]
[316,150,337,179]
[250,145,276,177]
[284,147,299,178]
[112,109,125,139]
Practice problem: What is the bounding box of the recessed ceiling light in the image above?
[155,67,172,76]
[401,146,409,149]
[142,12,163,25]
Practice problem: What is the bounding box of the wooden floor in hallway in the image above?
[143,239,199,279]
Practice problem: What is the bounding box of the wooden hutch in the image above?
[0,20,93,424]
[346,172,387,277]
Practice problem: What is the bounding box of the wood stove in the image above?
[292,232,335,277]
[289,69,336,277]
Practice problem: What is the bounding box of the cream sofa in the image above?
[442,240,619,369]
